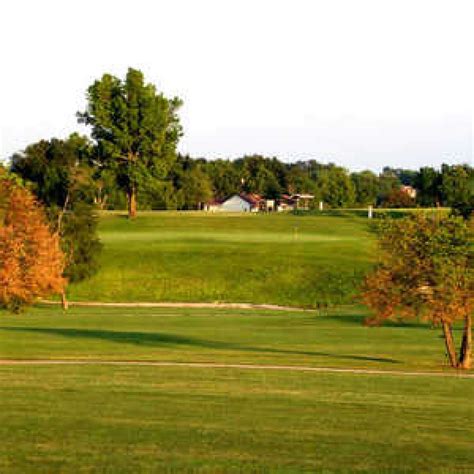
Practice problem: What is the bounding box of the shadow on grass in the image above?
[2,327,399,364]
[323,313,433,329]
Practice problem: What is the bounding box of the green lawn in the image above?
[0,305,456,371]
[2,210,470,472]
[1,365,473,473]
[0,306,473,472]
[68,212,376,307]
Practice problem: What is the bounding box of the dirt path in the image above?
[0,359,472,378]
[41,300,312,312]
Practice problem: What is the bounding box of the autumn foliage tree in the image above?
[0,170,66,312]
[381,187,416,208]
[10,135,102,284]
[362,214,473,369]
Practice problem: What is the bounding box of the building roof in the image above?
[210,193,315,207]
[239,193,262,206]
[293,193,315,199]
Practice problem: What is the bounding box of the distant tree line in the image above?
[9,138,473,215]
[5,68,474,220]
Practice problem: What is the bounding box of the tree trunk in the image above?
[61,290,69,311]
[442,321,457,368]
[458,314,472,369]
[127,186,137,219]
[57,192,70,234]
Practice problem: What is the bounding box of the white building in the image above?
[205,194,261,212]
[219,194,259,212]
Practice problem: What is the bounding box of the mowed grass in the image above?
[1,307,473,472]
[0,305,458,371]
[68,212,376,307]
[3,210,470,472]
[1,366,473,473]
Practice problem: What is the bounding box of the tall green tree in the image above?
[351,170,379,206]
[415,167,441,207]
[10,134,94,211]
[382,167,417,186]
[286,165,318,196]
[78,68,182,218]
[205,159,242,199]
[180,167,213,209]
[440,164,474,219]
[377,169,400,205]
[317,165,355,208]
[240,155,282,197]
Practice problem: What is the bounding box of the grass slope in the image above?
[68,212,376,307]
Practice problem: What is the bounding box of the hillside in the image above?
[68,212,376,307]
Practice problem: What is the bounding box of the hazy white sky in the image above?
[1,0,472,171]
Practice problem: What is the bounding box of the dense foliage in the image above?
[10,135,102,284]
[8,143,474,215]
[362,214,473,368]
[61,203,102,282]
[61,152,471,213]
[0,169,66,311]
[78,68,182,218]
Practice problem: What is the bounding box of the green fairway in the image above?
[0,365,472,473]
[1,307,473,472]
[2,211,471,472]
[68,212,376,307]
[0,305,457,371]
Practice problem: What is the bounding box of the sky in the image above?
[1,0,472,171]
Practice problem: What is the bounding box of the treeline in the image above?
[5,68,474,220]
[163,156,474,214]
[9,136,474,215]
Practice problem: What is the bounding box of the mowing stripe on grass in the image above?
[0,359,472,378]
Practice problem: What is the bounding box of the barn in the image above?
[219,194,260,212]
[205,193,261,212]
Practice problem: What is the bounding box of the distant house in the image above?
[292,194,315,210]
[205,192,314,212]
[207,193,261,212]
[277,194,295,212]
[400,185,417,199]
[260,199,275,212]
[276,194,314,211]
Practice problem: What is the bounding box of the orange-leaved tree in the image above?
[0,169,66,312]
[362,213,473,369]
